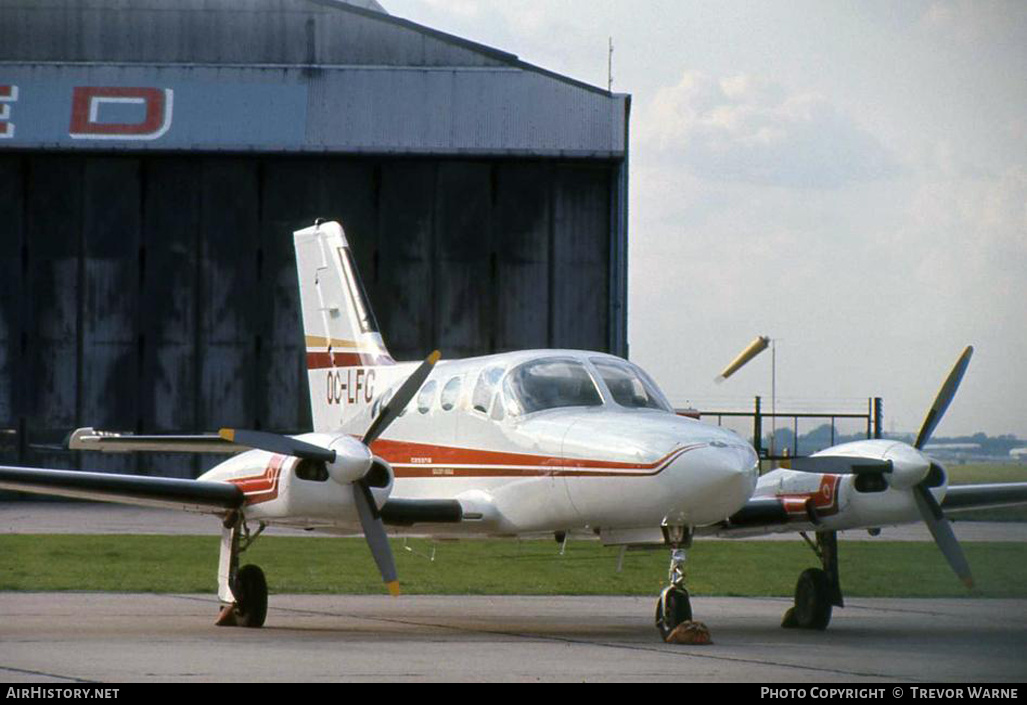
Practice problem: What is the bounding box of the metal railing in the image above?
[681,396,883,461]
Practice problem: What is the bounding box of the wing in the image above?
[941,483,1027,513]
[67,427,244,454]
[712,481,1027,537]
[0,465,243,514]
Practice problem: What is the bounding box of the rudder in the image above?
[293,220,395,432]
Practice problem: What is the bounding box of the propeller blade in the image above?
[352,480,400,596]
[788,456,893,475]
[914,346,974,450]
[362,350,441,447]
[219,428,336,463]
[913,483,974,589]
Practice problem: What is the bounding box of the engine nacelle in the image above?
[807,439,931,490]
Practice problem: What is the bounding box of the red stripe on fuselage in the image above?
[370,439,706,478]
[306,351,395,369]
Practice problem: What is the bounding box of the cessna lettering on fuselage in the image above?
[2,219,1026,641]
[326,368,375,406]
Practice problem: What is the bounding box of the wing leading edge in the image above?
[941,483,1027,513]
[715,481,1027,536]
[0,465,243,514]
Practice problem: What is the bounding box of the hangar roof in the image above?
[0,0,604,93]
[0,0,628,156]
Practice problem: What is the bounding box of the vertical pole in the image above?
[874,397,884,439]
[770,339,776,459]
[754,395,763,459]
[608,37,614,92]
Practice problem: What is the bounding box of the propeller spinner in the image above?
[220,350,441,596]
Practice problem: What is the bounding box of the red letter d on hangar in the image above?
[69,87,173,140]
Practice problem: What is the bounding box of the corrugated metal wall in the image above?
[0,0,509,68]
[0,153,614,476]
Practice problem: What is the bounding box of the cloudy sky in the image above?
[384,0,1027,439]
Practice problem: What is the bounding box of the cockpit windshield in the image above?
[590,358,673,411]
[503,358,603,415]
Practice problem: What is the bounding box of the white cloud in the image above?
[414,0,482,19]
[640,71,897,188]
[922,0,1027,44]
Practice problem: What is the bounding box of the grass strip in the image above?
[1,534,1025,598]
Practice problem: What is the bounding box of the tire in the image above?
[233,564,268,628]
[655,586,692,641]
[791,568,832,630]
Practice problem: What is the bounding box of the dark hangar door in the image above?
[0,153,614,475]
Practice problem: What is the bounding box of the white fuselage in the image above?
[201,350,761,537]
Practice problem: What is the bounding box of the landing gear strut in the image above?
[215,511,269,628]
[782,530,843,631]
[654,525,709,643]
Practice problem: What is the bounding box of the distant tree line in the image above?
[764,425,1023,458]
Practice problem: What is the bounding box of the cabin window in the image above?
[373,387,394,420]
[472,366,505,413]
[503,358,602,416]
[590,358,672,411]
[440,376,462,411]
[417,380,437,414]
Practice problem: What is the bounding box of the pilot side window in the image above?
[490,393,506,421]
[471,366,505,413]
[503,358,602,416]
[590,358,673,411]
[440,376,462,411]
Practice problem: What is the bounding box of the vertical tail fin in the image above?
[293,220,394,432]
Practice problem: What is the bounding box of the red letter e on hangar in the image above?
[69,87,173,140]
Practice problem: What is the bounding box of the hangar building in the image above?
[0,0,630,476]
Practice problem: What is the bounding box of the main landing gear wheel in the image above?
[655,586,692,641]
[217,564,268,628]
[782,567,832,631]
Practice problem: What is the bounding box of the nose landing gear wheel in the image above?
[655,586,692,641]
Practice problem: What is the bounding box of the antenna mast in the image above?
[608,36,614,92]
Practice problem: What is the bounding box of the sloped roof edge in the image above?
[306,0,615,98]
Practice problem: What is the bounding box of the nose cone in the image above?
[665,438,759,525]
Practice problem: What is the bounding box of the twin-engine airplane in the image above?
[3,220,1027,640]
